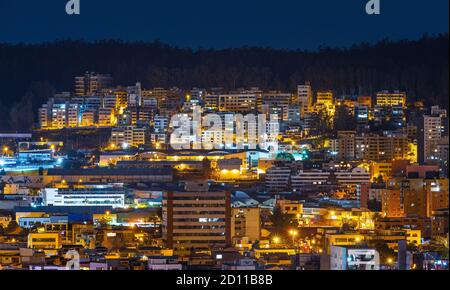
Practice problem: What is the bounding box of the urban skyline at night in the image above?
[0,0,448,282]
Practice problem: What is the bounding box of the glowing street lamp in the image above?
[296,213,301,224]
[386,257,395,270]
[289,229,298,246]
[272,236,280,245]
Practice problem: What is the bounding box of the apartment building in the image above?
[418,115,445,164]
[376,91,407,108]
[296,83,313,118]
[42,186,126,208]
[265,167,292,192]
[231,207,261,244]
[110,126,146,148]
[355,134,409,161]
[74,72,113,97]
[381,178,449,218]
[218,94,258,113]
[162,182,231,250]
[260,92,292,121]
[331,131,356,160]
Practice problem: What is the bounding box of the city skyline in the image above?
[1,73,448,272]
[0,0,448,277]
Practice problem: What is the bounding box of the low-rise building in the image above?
[329,246,380,270]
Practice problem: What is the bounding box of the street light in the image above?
[387,257,394,270]
[289,229,298,246]
[272,236,280,245]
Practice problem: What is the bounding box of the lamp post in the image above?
[272,236,280,246]
[387,257,394,270]
[289,230,298,252]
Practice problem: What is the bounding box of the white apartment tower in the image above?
[419,115,444,163]
[297,83,313,118]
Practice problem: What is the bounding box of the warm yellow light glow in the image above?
[257,168,266,175]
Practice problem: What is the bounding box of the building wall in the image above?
[231,207,260,243]
[163,189,231,250]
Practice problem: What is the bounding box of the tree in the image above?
[9,93,34,132]
[334,105,356,132]
[270,205,292,239]
[367,240,396,264]
[0,35,448,131]
[374,175,385,184]
[6,220,21,234]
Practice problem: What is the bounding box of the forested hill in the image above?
[0,34,448,131]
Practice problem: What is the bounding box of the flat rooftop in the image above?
[47,168,173,176]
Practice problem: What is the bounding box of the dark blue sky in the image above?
[0,0,448,49]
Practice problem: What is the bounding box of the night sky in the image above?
[0,0,448,49]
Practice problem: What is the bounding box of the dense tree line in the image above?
[0,34,448,132]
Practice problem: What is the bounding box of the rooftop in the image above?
[47,167,173,176]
